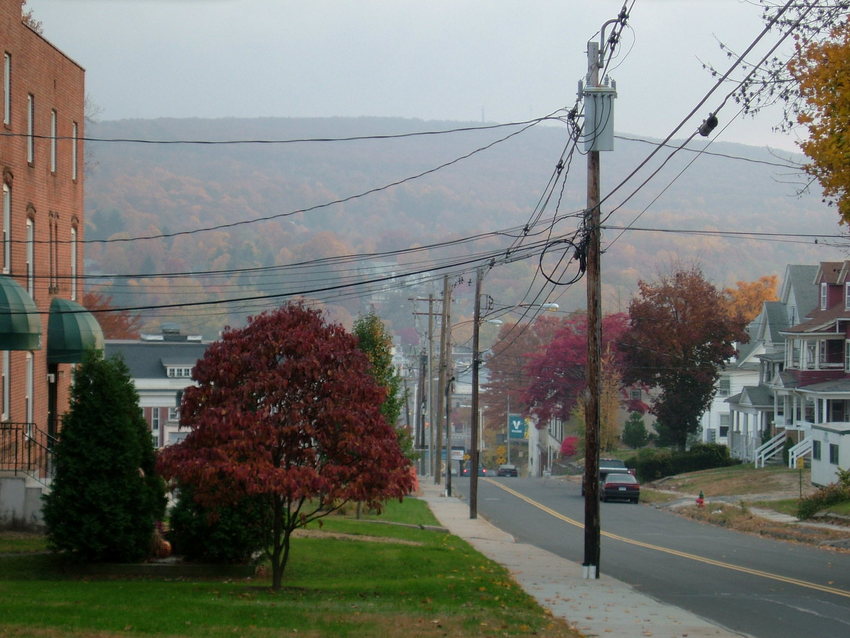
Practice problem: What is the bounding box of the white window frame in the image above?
[71,121,78,181]
[2,183,9,273]
[70,226,77,300]
[1,351,8,420]
[25,352,33,424]
[3,53,10,126]
[25,218,33,293]
[49,110,57,173]
[168,407,179,422]
[820,282,828,310]
[151,407,160,430]
[26,94,34,164]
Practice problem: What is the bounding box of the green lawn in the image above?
[0,497,580,638]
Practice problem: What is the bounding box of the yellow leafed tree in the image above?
[723,275,778,324]
[789,19,850,224]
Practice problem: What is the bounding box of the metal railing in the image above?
[0,422,56,485]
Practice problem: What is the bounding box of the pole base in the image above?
[582,564,598,579]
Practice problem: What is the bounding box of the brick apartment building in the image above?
[0,0,102,523]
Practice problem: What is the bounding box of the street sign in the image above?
[508,414,527,440]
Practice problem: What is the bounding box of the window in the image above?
[846,341,850,372]
[718,377,730,398]
[49,110,56,173]
[70,226,77,300]
[48,212,57,293]
[3,53,9,126]
[25,352,33,424]
[719,413,730,438]
[629,388,641,401]
[846,283,850,310]
[2,183,9,273]
[25,217,33,293]
[168,407,179,422]
[829,443,840,465]
[71,121,78,181]
[1,351,8,420]
[151,407,160,430]
[26,94,34,164]
[813,440,822,461]
[167,367,192,378]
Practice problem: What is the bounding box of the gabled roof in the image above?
[731,385,773,408]
[815,261,845,285]
[782,303,850,334]
[780,264,818,316]
[105,340,210,379]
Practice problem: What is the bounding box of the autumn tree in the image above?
[522,312,630,425]
[83,290,142,339]
[723,275,778,324]
[482,315,565,448]
[619,267,748,450]
[570,349,626,452]
[788,17,850,223]
[43,351,166,562]
[157,304,414,590]
[353,312,403,428]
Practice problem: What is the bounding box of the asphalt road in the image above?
[451,475,850,638]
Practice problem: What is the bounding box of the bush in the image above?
[168,485,270,564]
[43,351,166,562]
[627,443,738,482]
[622,412,649,448]
[797,468,850,519]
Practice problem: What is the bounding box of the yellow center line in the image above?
[487,479,850,600]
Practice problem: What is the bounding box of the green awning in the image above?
[0,275,41,350]
[47,297,104,363]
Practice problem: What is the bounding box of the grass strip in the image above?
[0,497,580,637]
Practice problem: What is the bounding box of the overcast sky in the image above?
[28,0,803,152]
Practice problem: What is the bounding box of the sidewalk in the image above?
[417,480,747,638]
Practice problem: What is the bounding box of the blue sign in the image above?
[508,414,527,440]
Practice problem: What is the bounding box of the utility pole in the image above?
[583,38,602,580]
[428,294,435,480]
[445,371,454,497]
[582,25,617,579]
[470,267,483,518]
[436,276,451,490]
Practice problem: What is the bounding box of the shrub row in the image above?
[626,443,739,482]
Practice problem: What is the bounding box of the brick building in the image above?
[0,0,101,524]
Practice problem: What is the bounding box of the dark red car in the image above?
[600,472,640,503]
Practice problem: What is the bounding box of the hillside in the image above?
[82,116,846,340]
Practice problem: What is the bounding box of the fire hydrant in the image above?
[696,490,705,508]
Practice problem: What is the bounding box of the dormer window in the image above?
[821,282,827,310]
[166,366,192,378]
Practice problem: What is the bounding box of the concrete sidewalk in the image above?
[417,481,747,638]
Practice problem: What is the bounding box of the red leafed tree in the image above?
[522,313,630,424]
[82,290,142,339]
[157,304,414,590]
[482,315,566,443]
[618,266,748,450]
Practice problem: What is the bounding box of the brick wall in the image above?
[0,0,85,431]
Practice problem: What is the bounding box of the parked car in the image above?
[461,465,489,477]
[600,472,640,503]
[497,464,518,477]
[581,458,635,495]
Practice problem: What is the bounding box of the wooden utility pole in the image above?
[435,276,451,489]
[469,267,483,519]
[583,38,602,580]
